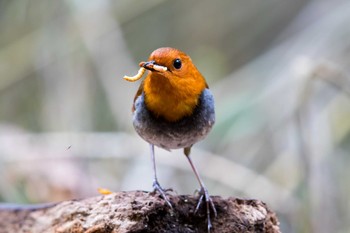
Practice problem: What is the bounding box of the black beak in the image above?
[141,61,156,71]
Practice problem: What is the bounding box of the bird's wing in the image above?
[132,80,145,112]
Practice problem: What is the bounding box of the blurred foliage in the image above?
[1,0,350,232]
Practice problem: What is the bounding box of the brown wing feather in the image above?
[132,80,145,112]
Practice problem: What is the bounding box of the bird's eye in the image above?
[173,58,182,69]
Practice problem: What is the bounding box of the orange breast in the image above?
[143,73,206,122]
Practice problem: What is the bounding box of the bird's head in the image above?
[141,47,207,88]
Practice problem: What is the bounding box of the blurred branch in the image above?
[0,129,297,213]
[69,1,137,129]
[0,32,38,92]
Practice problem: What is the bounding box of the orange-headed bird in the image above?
[125,47,216,231]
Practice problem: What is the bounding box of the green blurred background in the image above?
[1,0,350,232]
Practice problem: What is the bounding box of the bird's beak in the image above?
[139,61,168,72]
[140,61,155,70]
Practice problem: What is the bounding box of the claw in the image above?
[151,180,173,208]
[194,187,217,232]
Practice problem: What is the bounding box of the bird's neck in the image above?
[143,74,205,122]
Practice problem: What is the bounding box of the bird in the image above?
[124,47,216,231]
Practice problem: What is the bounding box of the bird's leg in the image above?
[184,147,217,232]
[149,144,173,208]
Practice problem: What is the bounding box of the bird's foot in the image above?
[151,180,173,208]
[194,187,217,232]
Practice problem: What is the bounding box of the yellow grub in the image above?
[123,67,146,82]
[98,187,113,195]
[153,64,167,72]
